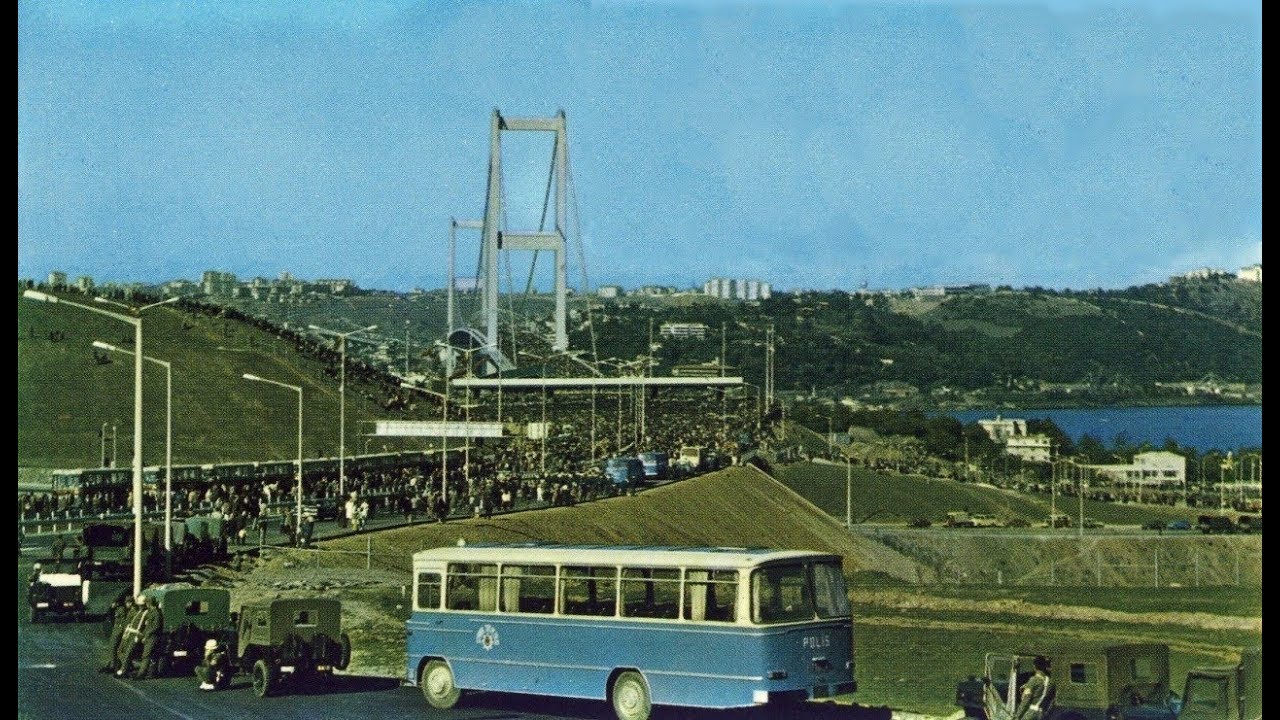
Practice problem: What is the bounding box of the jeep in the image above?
[28,571,85,623]
[236,598,351,697]
[140,584,234,676]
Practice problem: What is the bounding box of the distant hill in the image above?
[568,285,1263,401]
[17,290,424,469]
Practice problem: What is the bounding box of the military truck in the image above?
[956,643,1180,720]
[139,584,234,676]
[28,571,85,623]
[1177,647,1261,720]
[235,598,351,697]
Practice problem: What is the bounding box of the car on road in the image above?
[236,597,351,697]
[1143,519,1167,531]
[1166,520,1192,532]
[28,570,85,623]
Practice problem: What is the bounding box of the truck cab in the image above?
[1178,647,1261,720]
[958,643,1180,720]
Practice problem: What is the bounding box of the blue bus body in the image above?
[637,452,669,480]
[406,544,855,716]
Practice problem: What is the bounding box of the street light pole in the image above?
[23,290,176,598]
[309,324,377,499]
[94,342,173,559]
[243,374,304,542]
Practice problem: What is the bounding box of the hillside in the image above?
[777,461,1205,526]
[323,465,927,581]
[566,287,1262,402]
[17,290,422,469]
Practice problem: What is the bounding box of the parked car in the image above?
[140,584,234,676]
[1166,520,1192,532]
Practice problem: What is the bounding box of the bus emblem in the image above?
[475,624,500,651]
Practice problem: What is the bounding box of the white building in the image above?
[978,416,1028,444]
[659,322,709,340]
[597,285,622,299]
[1238,264,1262,283]
[1084,451,1186,489]
[1006,434,1052,462]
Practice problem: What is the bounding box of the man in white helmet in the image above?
[196,638,231,691]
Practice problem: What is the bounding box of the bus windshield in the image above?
[751,561,849,624]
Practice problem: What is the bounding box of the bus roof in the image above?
[412,543,838,570]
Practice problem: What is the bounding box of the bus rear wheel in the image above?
[421,660,461,709]
[611,671,651,720]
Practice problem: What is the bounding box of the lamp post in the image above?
[243,374,304,542]
[23,290,176,598]
[400,382,451,511]
[308,324,378,499]
[94,341,174,562]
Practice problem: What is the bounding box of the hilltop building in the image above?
[704,277,772,301]
[1082,451,1186,490]
[978,415,1054,463]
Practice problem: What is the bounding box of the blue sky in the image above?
[18,1,1261,291]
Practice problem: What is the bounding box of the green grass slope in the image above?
[778,462,1204,526]
[18,291,413,469]
[325,465,929,582]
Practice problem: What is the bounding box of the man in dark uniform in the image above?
[196,639,231,691]
[134,596,163,678]
[115,595,148,677]
[101,595,133,673]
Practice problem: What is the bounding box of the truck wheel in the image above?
[252,659,277,698]
[611,671,651,720]
[336,633,351,671]
[420,660,461,709]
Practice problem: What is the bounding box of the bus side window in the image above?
[622,568,679,619]
[561,567,617,617]
[685,569,738,622]
[417,572,442,610]
[500,565,555,614]
[447,563,498,611]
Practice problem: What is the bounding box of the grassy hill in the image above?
[777,461,1205,527]
[17,290,424,469]
[324,465,927,581]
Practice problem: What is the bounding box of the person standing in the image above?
[101,595,133,673]
[135,596,163,678]
[115,595,148,677]
[1014,656,1056,720]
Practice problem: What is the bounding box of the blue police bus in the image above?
[406,543,855,720]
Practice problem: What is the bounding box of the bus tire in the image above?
[421,660,461,709]
[611,670,651,720]
[252,659,277,698]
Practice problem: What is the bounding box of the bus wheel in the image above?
[421,660,461,709]
[611,671,651,720]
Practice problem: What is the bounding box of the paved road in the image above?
[17,555,885,720]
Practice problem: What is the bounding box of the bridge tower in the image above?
[481,108,571,352]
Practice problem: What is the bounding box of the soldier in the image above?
[195,639,231,691]
[101,595,133,673]
[135,596,163,678]
[27,562,42,585]
[115,595,148,677]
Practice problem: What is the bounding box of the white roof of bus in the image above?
[412,543,836,570]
